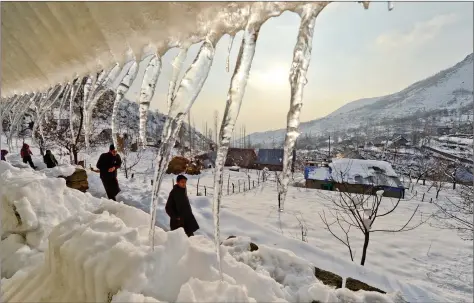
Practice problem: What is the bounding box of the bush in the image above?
[166,156,190,174]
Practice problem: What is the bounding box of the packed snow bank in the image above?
[1,211,406,303]
[0,161,101,277]
[0,161,407,303]
[4,152,76,177]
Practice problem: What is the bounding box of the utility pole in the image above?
[328,134,331,160]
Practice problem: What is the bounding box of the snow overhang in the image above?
[1,1,332,98]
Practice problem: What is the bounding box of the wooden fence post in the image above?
[422,193,425,202]
[197,177,200,196]
[204,186,207,196]
[232,183,235,194]
[253,180,255,188]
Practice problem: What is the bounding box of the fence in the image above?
[191,169,271,197]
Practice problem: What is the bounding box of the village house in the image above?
[195,151,217,168]
[225,148,257,169]
[255,148,288,171]
[390,135,410,148]
[304,158,406,199]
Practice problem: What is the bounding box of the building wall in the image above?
[256,164,283,171]
[305,180,405,199]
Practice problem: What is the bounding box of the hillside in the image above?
[248,53,474,146]
[91,92,210,151]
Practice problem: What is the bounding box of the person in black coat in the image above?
[165,175,199,237]
[96,144,122,201]
[43,150,58,168]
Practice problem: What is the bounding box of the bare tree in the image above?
[431,185,473,241]
[320,188,427,266]
[117,134,143,179]
[427,158,451,198]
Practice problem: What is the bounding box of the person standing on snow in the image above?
[1,149,8,161]
[96,144,122,201]
[165,175,200,237]
[43,150,58,168]
[20,143,36,169]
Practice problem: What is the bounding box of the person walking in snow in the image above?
[1,149,8,161]
[20,143,36,169]
[43,150,58,168]
[96,144,122,201]
[165,175,199,237]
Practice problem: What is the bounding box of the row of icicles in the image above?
[0,1,393,280]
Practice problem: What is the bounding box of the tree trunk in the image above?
[72,145,78,165]
[124,157,128,179]
[360,232,370,266]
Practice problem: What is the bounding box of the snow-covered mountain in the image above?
[93,92,210,150]
[248,53,474,146]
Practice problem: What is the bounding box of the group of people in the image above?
[1,143,58,170]
[2,142,200,237]
[96,144,199,237]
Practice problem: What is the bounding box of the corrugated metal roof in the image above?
[256,149,284,166]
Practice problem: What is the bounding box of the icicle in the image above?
[82,74,97,154]
[148,38,216,249]
[211,4,263,280]
[278,4,320,212]
[32,85,66,147]
[388,2,394,11]
[69,79,82,144]
[112,61,138,149]
[167,48,189,112]
[83,65,119,154]
[139,55,162,148]
[226,35,235,73]
[57,83,72,131]
[358,1,370,9]
[10,93,38,142]
[6,94,31,148]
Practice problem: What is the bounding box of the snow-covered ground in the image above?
[1,135,472,302]
[2,155,407,303]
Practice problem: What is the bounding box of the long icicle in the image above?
[148,37,216,249]
[69,78,82,145]
[211,5,263,280]
[226,35,235,73]
[112,61,138,149]
[32,84,66,148]
[278,4,321,211]
[167,47,189,112]
[139,55,162,148]
[6,94,30,149]
[0,95,18,150]
[83,73,99,154]
[57,83,72,130]
[9,93,38,144]
[84,65,121,154]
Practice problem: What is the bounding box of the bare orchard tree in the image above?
[116,133,143,179]
[427,158,450,199]
[431,185,473,241]
[320,189,427,265]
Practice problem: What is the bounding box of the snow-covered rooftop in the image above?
[306,159,402,187]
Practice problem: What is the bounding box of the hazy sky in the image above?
[140,2,473,134]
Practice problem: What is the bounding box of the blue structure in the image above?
[456,167,474,184]
[255,149,284,171]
